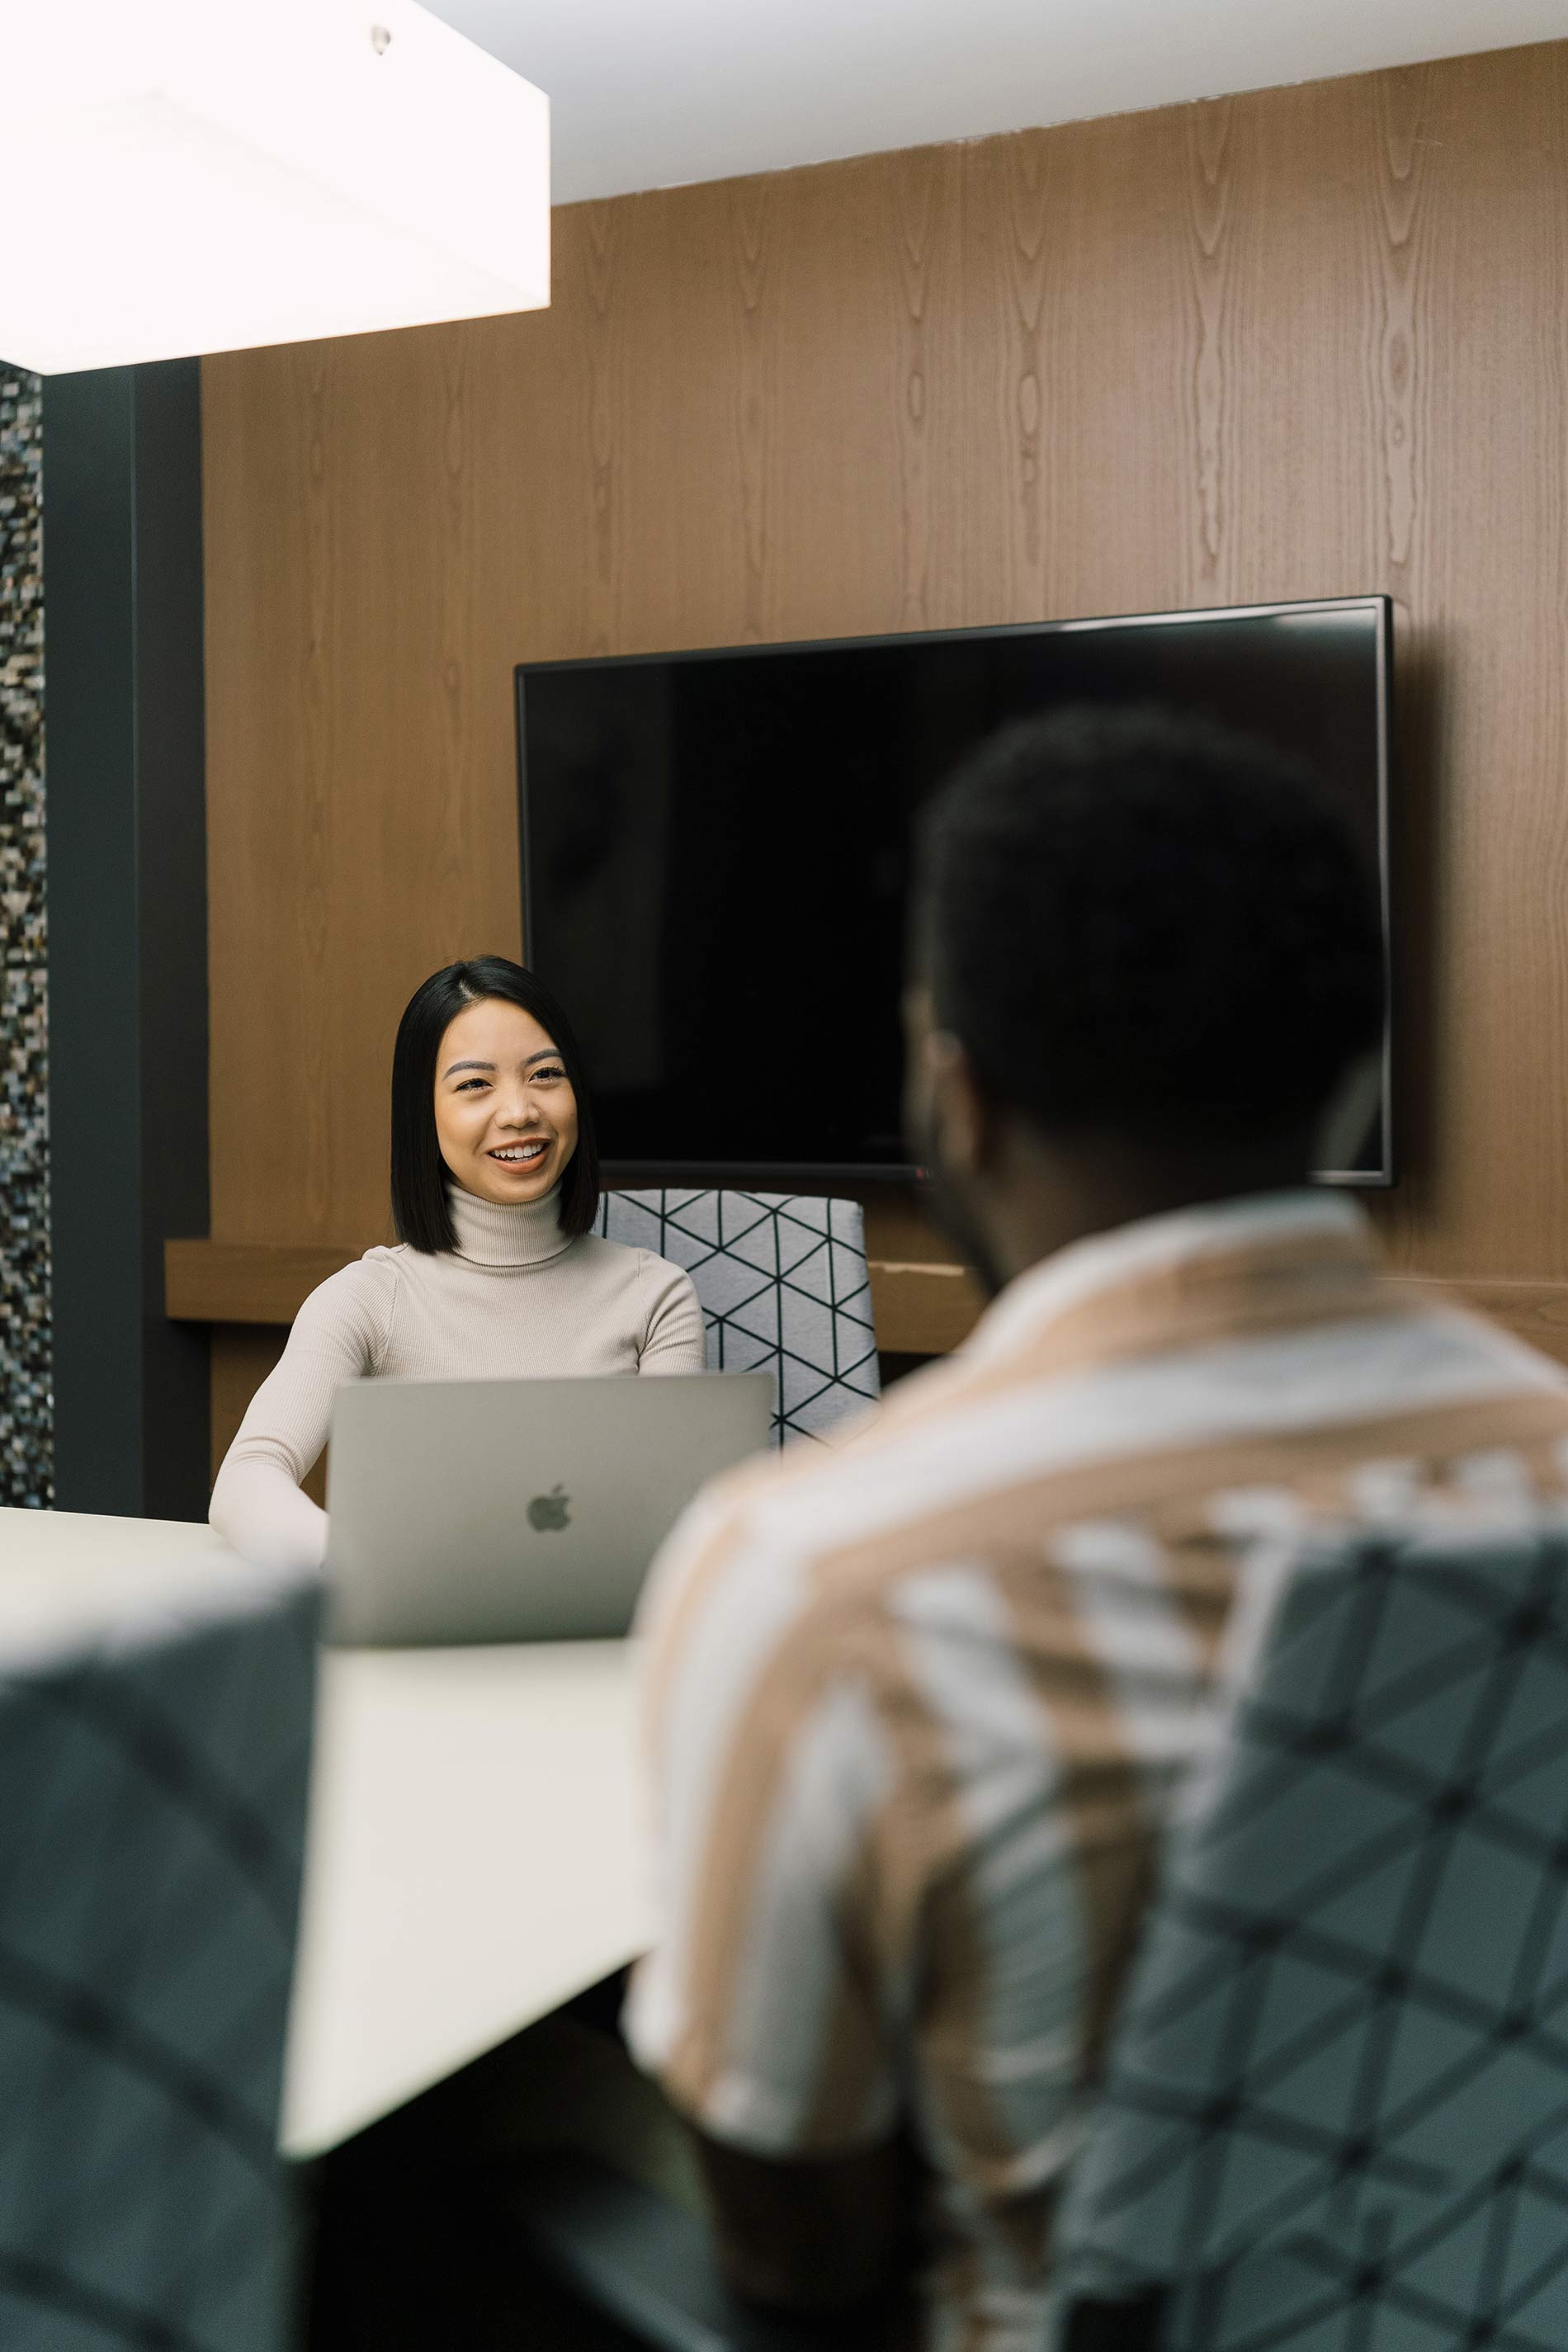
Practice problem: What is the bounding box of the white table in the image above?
[0,1509,653,2162]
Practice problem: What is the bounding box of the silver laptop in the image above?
[324,1371,774,1646]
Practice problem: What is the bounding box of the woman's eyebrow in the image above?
[442,1048,559,1078]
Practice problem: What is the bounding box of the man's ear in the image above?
[923,1027,994,1181]
[1314,1049,1384,1173]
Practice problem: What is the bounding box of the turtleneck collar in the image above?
[446,1181,576,1270]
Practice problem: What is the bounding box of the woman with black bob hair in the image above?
[211,956,705,1572]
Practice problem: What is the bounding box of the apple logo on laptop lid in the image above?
[527,1485,571,1533]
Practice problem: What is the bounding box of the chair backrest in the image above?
[596,1189,880,1445]
[0,1560,320,2352]
[1054,1515,1568,2352]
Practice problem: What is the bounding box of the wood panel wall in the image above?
[200,40,1568,1469]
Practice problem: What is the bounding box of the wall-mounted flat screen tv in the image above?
[517,596,1393,1185]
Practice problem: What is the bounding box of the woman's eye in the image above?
[533,1065,566,1084]
[456,1078,489,1092]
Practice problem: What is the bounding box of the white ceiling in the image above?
[427,0,1562,207]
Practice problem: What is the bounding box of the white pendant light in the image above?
[0,0,550,375]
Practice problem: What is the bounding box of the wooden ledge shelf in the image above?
[165,1244,1568,1372]
[165,1240,358,1327]
[164,1239,989,1358]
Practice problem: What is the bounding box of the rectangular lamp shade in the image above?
[0,0,550,374]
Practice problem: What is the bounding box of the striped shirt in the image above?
[624,1193,1568,2351]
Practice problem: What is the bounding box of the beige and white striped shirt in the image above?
[625,1193,1568,2350]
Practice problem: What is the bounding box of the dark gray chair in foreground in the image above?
[1055,1515,1568,2350]
[0,1556,320,2352]
[597,1190,880,1445]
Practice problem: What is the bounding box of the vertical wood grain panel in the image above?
[203,38,1568,1420]
[1179,99,1244,601]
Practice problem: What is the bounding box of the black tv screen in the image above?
[517,597,1392,1184]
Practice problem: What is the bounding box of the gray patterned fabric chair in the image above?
[1054,1516,1568,2352]
[597,1190,880,1444]
[0,1557,320,2352]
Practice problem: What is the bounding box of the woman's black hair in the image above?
[390,956,602,1253]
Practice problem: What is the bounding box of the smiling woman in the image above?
[209,957,706,1573]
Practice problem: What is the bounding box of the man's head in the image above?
[905,705,1386,1292]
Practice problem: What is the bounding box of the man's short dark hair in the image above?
[914,705,1386,1146]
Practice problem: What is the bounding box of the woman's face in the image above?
[432,996,579,1208]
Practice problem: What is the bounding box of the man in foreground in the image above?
[624,707,1568,2350]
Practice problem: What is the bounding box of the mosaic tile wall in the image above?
[0,365,49,1508]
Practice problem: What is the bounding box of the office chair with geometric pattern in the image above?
[1055,1514,1568,2351]
[597,1190,881,1443]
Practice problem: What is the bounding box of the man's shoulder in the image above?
[637,1347,1032,1654]
[644,1290,1568,1660]
[694,1344,985,1526]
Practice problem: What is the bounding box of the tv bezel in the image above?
[516,593,1395,1191]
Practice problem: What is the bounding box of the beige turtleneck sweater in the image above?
[209,1185,706,1572]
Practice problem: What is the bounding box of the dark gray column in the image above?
[43,361,210,1519]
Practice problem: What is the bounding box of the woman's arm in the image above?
[210,1260,394,1571]
[636,1258,708,1374]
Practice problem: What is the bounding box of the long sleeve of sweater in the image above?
[210,1259,394,1575]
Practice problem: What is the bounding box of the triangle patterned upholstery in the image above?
[596,1190,880,1447]
[1056,1516,1568,2351]
[0,1567,319,2351]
